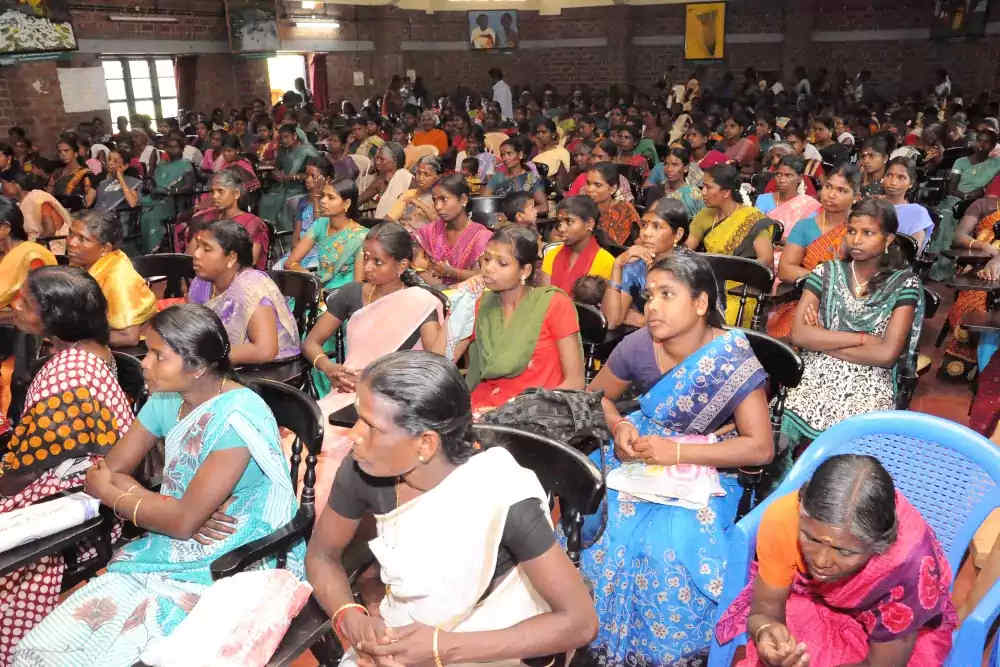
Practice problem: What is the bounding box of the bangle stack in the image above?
[311,352,327,368]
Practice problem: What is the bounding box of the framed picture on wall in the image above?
[224,0,279,53]
[931,0,990,39]
[468,11,519,50]
[684,2,725,60]
[0,0,77,54]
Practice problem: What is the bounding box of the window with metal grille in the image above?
[102,57,178,129]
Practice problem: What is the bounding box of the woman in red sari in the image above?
[716,454,957,667]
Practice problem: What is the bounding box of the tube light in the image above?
[301,1,318,8]
[108,14,179,23]
[292,20,340,29]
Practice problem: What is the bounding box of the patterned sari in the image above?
[597,200,641,247]
[716,491,957,667]
[943,206,1000,363]
[579,330,767,666]
[310,219,367,290]
[0,348,133,665]
[767,218,848,339]
[12,389,303,667]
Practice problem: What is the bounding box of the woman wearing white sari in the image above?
[306,351,597,665]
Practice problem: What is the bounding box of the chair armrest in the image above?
[945,576,1000,667]
[210,510,312,580]
[0,514,105,578]
[275,230,293,238]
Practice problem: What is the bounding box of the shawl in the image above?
[761,193,822,238]
[549,237,602,293]
[0,241,56,309]
[88,250,158,331]
[466,286,558,390]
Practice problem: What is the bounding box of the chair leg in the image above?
[935,320,950,348]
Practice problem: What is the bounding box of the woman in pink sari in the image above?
[716,454,957,667]
[753,154,821,238]
[415,174,492,287]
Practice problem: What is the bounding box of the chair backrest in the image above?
[472,423,604,565]
[131,253,195,299]
[111,352,148,413]
[702,253,774,330]
[484,132,509,156]
[923,286,940,320]
[245,378,324,523]
[893,232,919,266]
[404,144,438,170]
[267,269,321,334]
[351,153,374,195]
[575,302,608,385]
[468,196,504,229]
[769,219,784,245]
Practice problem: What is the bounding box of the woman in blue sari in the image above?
[13,304,303,667]
[583,250,773,666]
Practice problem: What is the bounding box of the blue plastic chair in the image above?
[708,411,1000,667]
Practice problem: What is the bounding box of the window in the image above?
[266,54,306,106]
[102,58,178,129]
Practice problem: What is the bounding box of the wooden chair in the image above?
[702,253,774,331]
[575,302,608,385]
[132,253,195,299]
[469,196,504,229]
[895,286,941,410]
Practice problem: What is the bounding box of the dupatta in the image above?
[88,250,158,330]
[315,220,366,289]
[769,194,821,237]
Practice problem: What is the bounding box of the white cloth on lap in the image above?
[0,491,100,553]
[606,434,726,509]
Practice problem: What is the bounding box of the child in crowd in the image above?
[462,156,482,194]
[572,274,608,306]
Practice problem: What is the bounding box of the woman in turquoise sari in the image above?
[139,135,194,253]
[258,123,319,232]
[285,178,366,290]
[581,250,773,666]
[13,304,303,667]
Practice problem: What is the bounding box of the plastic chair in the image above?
[404,144,438,171]
[484,131,509,156]
[708,411,1000,667]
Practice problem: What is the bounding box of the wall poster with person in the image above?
[684,2,725,60]
[468,10,519,50]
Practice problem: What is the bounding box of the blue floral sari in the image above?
[13,389,303,667]
[579,329,767,666]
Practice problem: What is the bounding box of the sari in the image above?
[310,219,367,290]
[19,190,71,245]
[258,142,319,232]
[372,169,414,219]
[139,158,194,253]
[0,241,56,309]
[87,251,158,332]
[780,261,923,451]
[415,219,493,286]
[597,199,641,246]
[387,188,435,234]
[927,155,1000,281]
[716,491,957,667]
[541,237,615,292]
[0,348,133,665]
[12,389,304,667]
[693,206,773,326]
[52,165,93,199]
[273,197,319,270]
[195,159,260,209]
[662,182,705,219]
[578,329,768,666]
[943,206,1000,364]
[340,447,551,667]
[754,193,821,237]
[188,270,301,361]
[485,169,545,199]
[767,215,847,338]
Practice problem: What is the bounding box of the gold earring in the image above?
[417,455,426,463]
[520,276,526,285]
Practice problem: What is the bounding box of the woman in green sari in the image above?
[13,304,303,667]
[285,178,366,290]
[927,124,1000,280]
[258,123,319,232]
[685,164,774,325]
[139,136,194,253]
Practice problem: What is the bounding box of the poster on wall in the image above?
[931,0,990,39]
[224,0,279,53]
[468,11,519,50]
[0,0,76,54]
[57,67,108,113]
[684,2,725,60]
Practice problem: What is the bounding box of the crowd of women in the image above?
[0,64,997,666]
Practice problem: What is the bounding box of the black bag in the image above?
[479,387,610,453]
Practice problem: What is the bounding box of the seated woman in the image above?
[581,138,635,202]
[532,117,571,190]
[139,135,195,253]
[686,164,774,326]
[359,141,412,219]
[613,122,654,183]
[48,136,96,209]
[581,250,772,665]
[258,123,318,232]
[188,220,299,365]
[0,198,56,319]
[644,145,704,219]
[761,143,819,198]
[306,350,597,665]
[13,304,303,667]
[454,125,496,182]
[811,115,851,167]
[92,148,140,214]
[768,163,861,339]
[188,168,269,269]
[753,154,821,239]
[586,161,641,246]
[4,171,72,244]
[67,210,157,348]
[781,198,922,458]
[0,266,134,665]
[195,134,260,211]
[415,174,492,287]
[199,129,225,174]
[716,112,759,172]
[716,454,956,667]
[859,133,892,196]
[457,225,584,410]
[272,156,329,271]
[539,195,614,293]
[883,157,934,251]
[601,197,688,329]
[484,135,548,213]
[284,178,366,290]
[386,154,442,234]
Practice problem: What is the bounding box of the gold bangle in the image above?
[433,627,444,667]
[753,622,775,646]
[311,352,326,368]
[112,492,134,520]
[131,497,144,525]
[125,483,139,494]
[675,440,681,466]
[332,602,369,638]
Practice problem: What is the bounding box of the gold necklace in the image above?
[850,260,869,297]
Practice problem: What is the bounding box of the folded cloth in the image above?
[0,490,99,553]
[605,434,725,509]
[139,569,313,667]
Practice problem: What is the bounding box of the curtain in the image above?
[308,54,328,112]
[175,56,198,112]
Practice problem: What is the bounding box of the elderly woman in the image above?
[195,134,260,210]
[67,210,157,347]
[753,154,821,238]
[716,455,956,667]
[0,266,133,664]
[359,141,413,219]
[306,350,597,666]
[13,304,302,667]
[387,155,442,234]
[412,109,449,155]
[188,220,300,366]
[285,178,366,290]
[188,168,269,268]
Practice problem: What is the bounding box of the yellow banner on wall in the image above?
[684,2,725,59]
